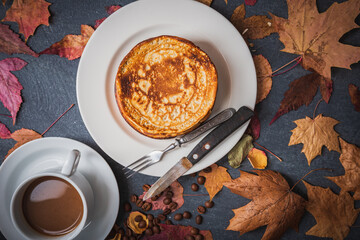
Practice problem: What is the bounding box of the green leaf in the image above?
[228,134,253,168]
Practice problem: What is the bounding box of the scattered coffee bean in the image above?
[158,214,166,221]
[197,206,206,214]
[183,211,192,219]
[158,191,164,197]
[153,218,160,225]
[191,183,199,191]
[165,191,174,198]
[147,214,154,221]
[152,225,161,234]
[205,200,214,208]
[136,199,144,207]
[195,234,204,240]
[148,221,154,228]
[195,215,203,224]
[145,228,153,236]
[142,202,152,211]
[119,228,125,236]
[164,186,171,192]
[165,219,173,225]
[174,213,183,221]
[203,166,212,173]
[138,220,147,228]
[134,215,143,222]
[163,208,171,215]
[124,202,132,212]
[185,235,195,240]
[123,236,129,240]
[191,172,197,177]
[125,227,132,236]
[169,202,178,210]
[129,236,136,240]
[130,194,138,203]
[190,227,199,235]
[143,184,151,191]
[163,197,172,205]
[197,176,206,185]
[151,195,159,201]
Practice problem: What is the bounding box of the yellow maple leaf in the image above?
[289,114,340,165]
[199,164,231,201]
[247,148,267,169]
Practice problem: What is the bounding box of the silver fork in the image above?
[123,108,236,178]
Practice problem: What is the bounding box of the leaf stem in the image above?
[253,142,282,162]
[313,99,323,119]
[289,168,333,192]
[271,56,302,76]
[0,114,11,118]
[41,104,75,136]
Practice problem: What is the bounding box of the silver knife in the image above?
[143,106,254,200]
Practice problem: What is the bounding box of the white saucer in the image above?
[0,137,119,240]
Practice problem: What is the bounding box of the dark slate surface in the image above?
[0,0,359,239]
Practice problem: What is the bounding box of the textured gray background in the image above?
[0,0,360,239]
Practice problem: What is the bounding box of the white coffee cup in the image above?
[10,149,94,240]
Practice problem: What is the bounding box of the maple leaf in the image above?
[245,111,260,140]
[196,0,212,6]
[0,121,11,139]
[247,148,267,169]
[231,4,275,40]
[303,181,359,240]
[40,25,94,60]
[142,224,213,240]
[0,24,38,57]
[270,0,360,80]
[348,83,360,112]
[109,233,121,240]
[2,0,51,41]
[328,138,360,200]
[253,55,272,104]
[140,181,184,212]
[127,211,148,234]
[0,57,27,124]
[199,164,231,201]
[289,114,340,165]
[5,128,42,159]
[270,73,327,125]
[228,134,253,168]
[94,5,122,29]
[245,0,257,6]
[224,170,305,240]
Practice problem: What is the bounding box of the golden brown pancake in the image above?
[115,35,217,139]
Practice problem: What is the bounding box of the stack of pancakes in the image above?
[115,35,217,139]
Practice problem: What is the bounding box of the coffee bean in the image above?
[147,214,154,221]
[191,183,199,191]
[163,208,171,215]
[183,211,192,219]
[152,225,161,234]
[138,220,147,228]
[136,199,144,207]
[129,236,136,240]
[143,184,151,191]
[205,200,214,208]
[169,202,178,210]
[165,219,173,225]
[203,166,212,173]
[191,227,199,235]
[191,172,197,177]
[125,227,132,236]
[163,197,172,205]
[195,234,204,240]
[195,215,203,224]
[148,221,154,228]
[158,191,164,197]
[119,228,125,236]
[124,202,132,212]
[158,214,166,221]
[151,195,159,201]
[130,194,138,203]
[164,186,171,192]
[174,213,183,221]
[123,236,129,240]
[142,202,152,211]
[197,176,206,185]
[153,218,160,225]
[134,215,143,222]
[197,206,206,214]
[165,191,174,198]
[145,228,153,236]
[185,235,195,240]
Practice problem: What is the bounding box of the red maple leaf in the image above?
[0,121,11,139]
[94,5,122,29]
[0,58,27,124]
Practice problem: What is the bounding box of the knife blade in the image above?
[143,106,254,200]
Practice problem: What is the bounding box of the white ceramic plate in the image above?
[0,137,119,240]
[76,0,256,176]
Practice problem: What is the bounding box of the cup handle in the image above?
[61,149,81,177]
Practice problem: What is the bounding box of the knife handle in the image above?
[186,106,254,165]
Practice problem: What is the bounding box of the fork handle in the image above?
[177,108,236,146]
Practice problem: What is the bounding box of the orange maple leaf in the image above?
[224,170,305,240]
[270,0,360,80]
[5,128,42,159]
[303,181,359,240]
[231,4,275,40]
[247,148,267,169]
[199,164,231,201]
[328,138,360,200]
[289,114,340,165]
[253,55,272,104]
[2,0,51,41]
[40,25,94,60]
